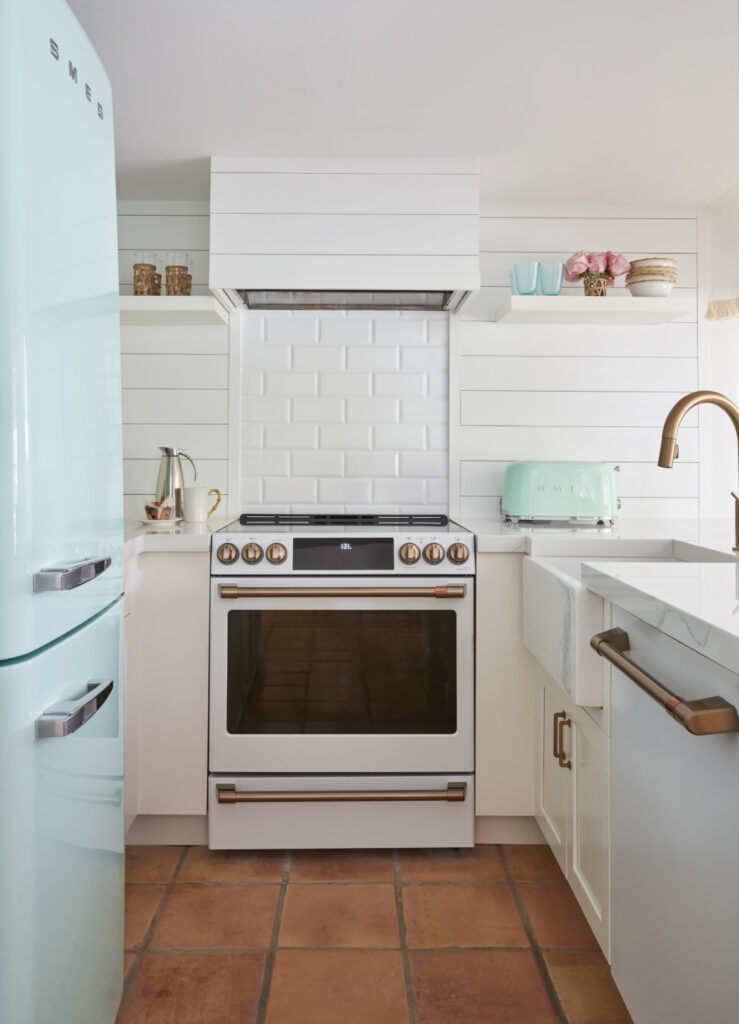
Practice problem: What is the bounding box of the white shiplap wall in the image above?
[451,204,700,520]
[117,202,230,519]
[239,311,449,513]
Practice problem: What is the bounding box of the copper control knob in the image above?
[216,542,239,565]
[423,542,445,565]
[266,542,288,565]
[241,542,264,565]
[399,542,421,565]
[447,542,470,565]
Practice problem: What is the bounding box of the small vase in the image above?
[583,276,608,297]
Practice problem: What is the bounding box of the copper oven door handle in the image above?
[217,783,467,804]
[219,585,466,600]
[591,628,739,736]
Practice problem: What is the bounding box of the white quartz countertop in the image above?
[581,560,739,673]
[457,516,739,559]
[124,517,231,558]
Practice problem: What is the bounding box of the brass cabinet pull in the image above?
[219,585,466,600]
[217,782,467,804]
[591,628,739,736]
[557,716,572,770]
[552,710,566,760]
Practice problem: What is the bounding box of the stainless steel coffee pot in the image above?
[155,447,197,519]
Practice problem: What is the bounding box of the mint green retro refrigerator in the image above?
[0,1,125,1022]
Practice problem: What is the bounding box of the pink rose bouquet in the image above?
[564,250,631,285]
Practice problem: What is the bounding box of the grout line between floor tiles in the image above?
[497,844,569,1024]
[255,849,292,1024]
[120,845,191,1006]
[393,850,418,1024]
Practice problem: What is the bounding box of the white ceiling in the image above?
[69,0,739,206]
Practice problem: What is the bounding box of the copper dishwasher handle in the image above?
[591,628,739,736]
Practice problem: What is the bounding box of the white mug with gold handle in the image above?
[183,486,222,523]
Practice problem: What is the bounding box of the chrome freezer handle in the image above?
[36,679,114,738]
[33,556,111,592]
[590,628,739,736]
[219,585,467,599]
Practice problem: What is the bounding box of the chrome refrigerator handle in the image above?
[36,679,114,738]
[33,556,111,592]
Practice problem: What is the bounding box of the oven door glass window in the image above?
[226,610,457,735]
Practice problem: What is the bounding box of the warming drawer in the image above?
[208,774,474,850]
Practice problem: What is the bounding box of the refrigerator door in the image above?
[0,599,125,1024]
[0,0,123,661]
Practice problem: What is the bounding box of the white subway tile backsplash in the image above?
[239,311,448,512]
[346,451,398,477]
[346,397,398,423]
[243,345,291,370]
[265,423,318,449]
[319,318,372,345]
[320,372,372,396]
[242,450,290,476]
[265,477,317,503]
[319,478,372,504]
[265,317,316,344]
[401,347,448,372]
[401,397,448,423]
[375,319,425,346]
[373,424,427,450]
[293,346,344,371]
[374,478,426,504]
[244,396,290,423]
[265,372,317,395]
[429,373,448,397]
[320,424,373,449]
[242,423,264,448]
[292,396,345,423]
[400,452,448,477]
[292,451,344,476]
[375,372,426,397]
[347,347,398,372]
[426,478,449,505]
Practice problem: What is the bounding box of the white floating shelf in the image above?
[493,295,694,325]
[119,295,230,326]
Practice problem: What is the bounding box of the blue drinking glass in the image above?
[513,261,540,295]
[539,262,564,296]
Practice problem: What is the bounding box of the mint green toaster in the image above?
[501,461,619,524]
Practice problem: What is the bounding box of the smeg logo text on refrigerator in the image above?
[49,37,104,120]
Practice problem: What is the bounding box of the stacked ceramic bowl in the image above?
[625,257,677,297]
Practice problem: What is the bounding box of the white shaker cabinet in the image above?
[124,551,210,818]
[534,662,611,956]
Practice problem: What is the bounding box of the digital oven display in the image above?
[292,537,394,571]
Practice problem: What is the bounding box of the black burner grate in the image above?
[238,513,449,527]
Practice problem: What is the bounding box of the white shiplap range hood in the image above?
[209,158,480,312]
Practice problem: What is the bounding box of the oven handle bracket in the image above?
[216,782,467,804]
[218,585,467,600]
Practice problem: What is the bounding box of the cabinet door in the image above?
[534,670,571,875]
[570,709,610,958]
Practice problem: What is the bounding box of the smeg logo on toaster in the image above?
[49,37,104,120]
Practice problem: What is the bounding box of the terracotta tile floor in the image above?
[118,843,632,1024]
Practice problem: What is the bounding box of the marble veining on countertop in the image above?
[581,560,739,673]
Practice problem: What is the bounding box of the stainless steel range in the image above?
[208,513,475,849]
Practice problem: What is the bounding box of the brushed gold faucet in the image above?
[657,390,739,551]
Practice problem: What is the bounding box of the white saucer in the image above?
[138,518,182,530]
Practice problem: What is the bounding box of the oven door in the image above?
[209,575,474,774]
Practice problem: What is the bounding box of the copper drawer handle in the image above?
[557,716,572,770]
[591,628,739,736]
[219,585,466,600]
[216,783,467,804]
[552,710,566,760]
